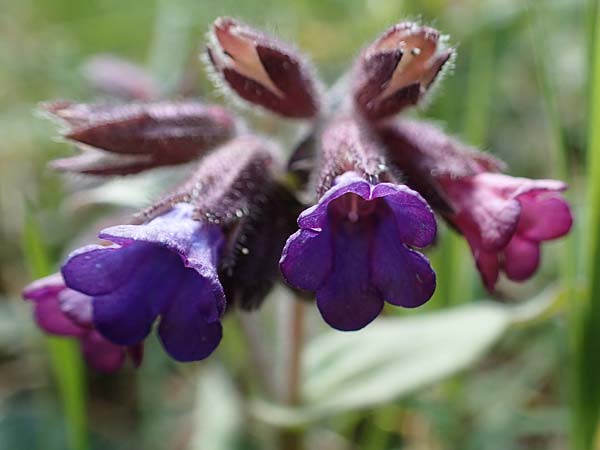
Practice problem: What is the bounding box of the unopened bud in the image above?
[42,101,237,175]
[207,17,321,119]
[353,22,454,121]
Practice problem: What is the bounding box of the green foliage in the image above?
[22,206,89,450]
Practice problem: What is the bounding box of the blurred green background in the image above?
[0,0,597,449]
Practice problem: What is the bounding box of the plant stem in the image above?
[286,299,305,405]
[277,296,306,450]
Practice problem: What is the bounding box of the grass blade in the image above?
[22,205,89,450]
[572,1,600,448]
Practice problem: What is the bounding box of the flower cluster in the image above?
[24,17,573,371]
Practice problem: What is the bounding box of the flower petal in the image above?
[22,273,65,302]
[62,244,147,296]
[516,192,573,241]
[280,228,333,291]
[100,204,224,287]
[34,296,83,337]
[82,331,127,373]
[503,236,541,281]
[158,270,223,361]
[92,244,182,346]
[58,289,93,327]
[371,211,436,307]
[372,183,436,247]
[316,224,383,331]
[472,247,500,292]
[297,173,371,229]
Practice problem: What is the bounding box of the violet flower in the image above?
[380,119,573,290]
[281,116,437,331]
[59,135,280,362]
[22,273,141,373]
[61,203,226,362]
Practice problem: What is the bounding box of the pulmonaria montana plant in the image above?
[24,17,572,370]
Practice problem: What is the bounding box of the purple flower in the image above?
[61,203,226,362]
[22,273,141,373]
[280,172,437,331]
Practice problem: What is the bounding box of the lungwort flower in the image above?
[280,117,437,331]
[61,135,279,361]
[380,119,573,290]
[23,273,142,372]
[61,203,226,362]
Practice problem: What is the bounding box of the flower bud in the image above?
[206,17,321,118]
[353,22,454,121]
[42,101,237,175]
[82,54,160,100]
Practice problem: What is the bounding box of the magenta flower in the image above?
[280,172,437,331]
[61,203,226,362]
[439,173,573,290]
[380,119,573,290]
[22,273,142,373]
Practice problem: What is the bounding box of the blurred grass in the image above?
[22,205,89,450]
[573,0,600,448]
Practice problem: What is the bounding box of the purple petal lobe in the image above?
[92,244,181,346]
[158,270,223,361]
[371,211,436,307]
[298,173,371,229]
[372,183,436,247]
[58,289,93,327]
[280,228,333,292]
[62,244,147,296]
[316,222,384,331]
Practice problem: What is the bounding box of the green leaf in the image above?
[303,303,510,412]
[252,291,562,428]
[190,365,243,450]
